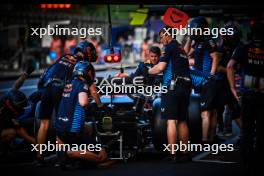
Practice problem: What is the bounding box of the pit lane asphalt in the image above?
[0,148,242,176]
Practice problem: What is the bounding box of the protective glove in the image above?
[208,74,216,81]
[25,63,35,76]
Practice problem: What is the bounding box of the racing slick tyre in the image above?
[152,98,167,151]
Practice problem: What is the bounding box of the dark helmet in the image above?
[74,41,97,62]
[189,16,209,41]
[6,90,28,109]
[189,16,208,29]
[73,61,94,83]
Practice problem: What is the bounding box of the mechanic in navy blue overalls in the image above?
[115,46,162,112]
[146,27,192,162]
[227,22,264,176]
[130,46,161,78]
[56,61,110,166]
[184,16,219,144]
[36,41,98,166]
[0,67,37,155]
[118,46,161,84]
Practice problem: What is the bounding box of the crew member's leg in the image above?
[178,121,189,150]
[36,87,53,164]
[57,132,108,163]
[1,128,16,143]
[37,85,63,164]
[201,80,217,143]
[167,120,177,154]
[161,90,179,156]
[216,106,225,136]
[178,90,190,153]
[0,128,16,157]
[201,110,210,142]
[67,149,108,162]
[209,110,217,142]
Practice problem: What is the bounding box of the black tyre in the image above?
[151,98,167,151]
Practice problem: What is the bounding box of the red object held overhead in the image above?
[163,7,189,29]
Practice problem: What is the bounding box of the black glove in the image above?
[208,74,216,81]
[25,64,35,76]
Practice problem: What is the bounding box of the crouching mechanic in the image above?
[146,27,192,162]
[56,61,110,167]
[36,41,97,165]
[0,67,36,152]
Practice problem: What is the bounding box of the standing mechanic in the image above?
[36,40,98,166]
[227,22,264,176]
[56,61,109,166]
[146,27,192,162]
[184,16,219,143]
[217,24,242,136]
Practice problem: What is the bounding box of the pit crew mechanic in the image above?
[184,16,219,143]
[227,22,264,175]
[130,46,161,79]
[56,61,110,166]
[0,66,36,147]
[217,24,242,136]
[36,40,99,165]
[146,26,192,162]
[118,46,161,84]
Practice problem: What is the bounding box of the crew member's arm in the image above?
[210,52,219,75]
[148,62,167,75]
[89,84,102,106]
[87,64,103,107]
[218,65,227,73]
[184,38,195,66]
[226,46,244,101]
[208,39,219,75]
[184,37,192,55]
[227,59,239,100]
[130,62,144,78]
[12,73,28,90]
[12,64,35,90]
[188,48,195,66]
[217,53,227,73]
[16,127,36,144]
[217,51,227,74]
[79,92,89,107]
[148,45,169,75]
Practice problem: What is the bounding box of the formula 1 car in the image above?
[86,67,202,161]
